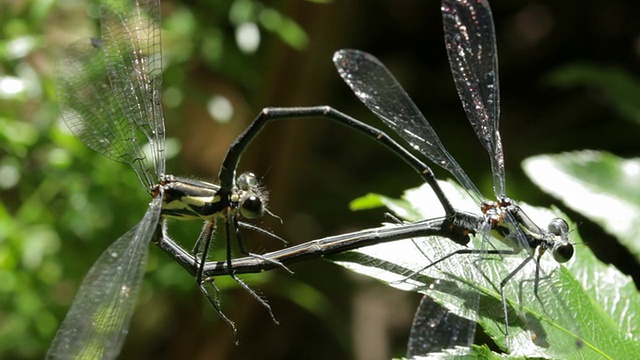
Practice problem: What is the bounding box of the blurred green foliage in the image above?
[548,64,640,126]
[0,0,311,358]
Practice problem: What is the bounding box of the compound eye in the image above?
[237,172,258,191]
[552,242,574,263]
[548,218,569,236]
[240,195,262,219]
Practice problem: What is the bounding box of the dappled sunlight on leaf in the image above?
[524,151,640,260]
[333,180,640,358]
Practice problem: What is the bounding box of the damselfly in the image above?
[48,0,281,357]
[332,0,574,356]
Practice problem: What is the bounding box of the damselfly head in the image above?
[236,172,267,220]
[547,218,574,263]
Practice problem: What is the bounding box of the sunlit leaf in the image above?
[349,193,385,210]
[331,180,640,358]
[523,151,640,261]
[349,192,422,221]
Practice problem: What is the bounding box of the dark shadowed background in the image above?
[1,0,639,358]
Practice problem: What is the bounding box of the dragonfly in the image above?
[47,0,284,357]
[332,0,575,356]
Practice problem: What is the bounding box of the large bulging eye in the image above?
[548,218,568,236]
[237,172,258,191]
[553,242,574,263]
[240,195,262,219]
[548,218,572,262]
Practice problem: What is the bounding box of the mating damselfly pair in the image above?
[46,0,617,359]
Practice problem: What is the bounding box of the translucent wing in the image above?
[407,294,476,358]
[405,225,483,357]
[49,1,168,358]
[442,0,504,198]
[101,0,165,179]
[54,0,165,189]
[46,195,162,360]
[333,49,482,203]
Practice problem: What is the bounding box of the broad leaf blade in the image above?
[523,151,640,261]
[333,180,640,358]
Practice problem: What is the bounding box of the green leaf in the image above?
[349,193,385,210]
[349,192,423,221]
[547,63,640,125]
[523,151,640,261]
[330,180,640,358]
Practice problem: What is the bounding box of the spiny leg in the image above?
[222,210,279,324]
[191,219,239,337]
[498,254,534,340]
[195,220,216,286]
[530,253,553,318]
[199,276,238,342]
[397,247,515,284]
[234,217,293,275]
[152,219,238,337]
